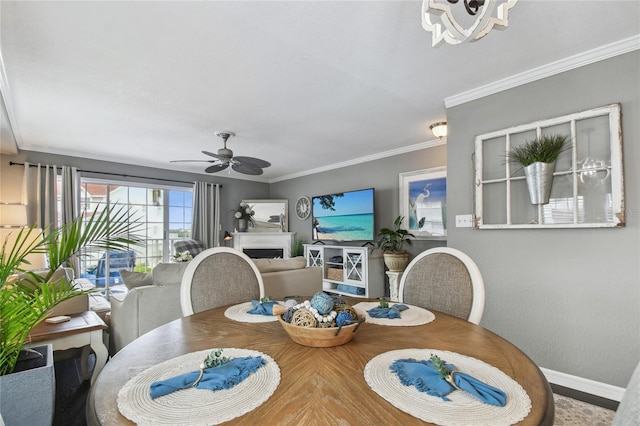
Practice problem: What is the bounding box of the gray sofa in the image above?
[109,257,322,353]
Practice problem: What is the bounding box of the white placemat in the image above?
[353,302,435,326]
[224,301,281,323]
[117,348,280,425]
[364,348,531,426]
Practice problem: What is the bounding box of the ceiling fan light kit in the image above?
[171,131,271,175]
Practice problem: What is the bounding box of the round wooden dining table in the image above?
[89,300,554,425]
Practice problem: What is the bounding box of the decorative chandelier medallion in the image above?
[422,0,518,47]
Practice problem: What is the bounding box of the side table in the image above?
[25,311,108,386]
[386,271,404,302]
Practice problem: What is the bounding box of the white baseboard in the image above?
[541,367,625,402]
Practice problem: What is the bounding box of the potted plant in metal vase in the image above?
[375,216,415,272]
[505,134,570,205]
[0,206,141,426]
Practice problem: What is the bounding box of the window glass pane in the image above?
[482,136,506,181]
[510,179,537,224]
[482,182,506,224]
[76,181,192,286]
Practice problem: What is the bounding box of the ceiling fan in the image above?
[171,131,271,175]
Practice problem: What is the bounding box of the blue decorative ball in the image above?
[336,311,353,327]
[310,292,334,315]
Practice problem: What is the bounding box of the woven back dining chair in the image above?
[180,247,265,316]
[398,247,485,324]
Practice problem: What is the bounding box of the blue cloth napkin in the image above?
[390,358,507,406]
[247,300,280,315]
[150,356,265,399]
[367,304,409,319]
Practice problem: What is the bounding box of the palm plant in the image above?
[0,206,142,376]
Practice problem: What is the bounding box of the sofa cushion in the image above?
[152,262,190,286]
[120,270,154,290]
[252,256,306,273]
[173,239,206,256]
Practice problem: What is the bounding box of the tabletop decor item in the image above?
[278,291,365,347]
[233,201,255,232]
[367,301,409,319]
[247,297,281,316]
[150,349,265,399]
[117,348,281,425]
[364,348,531,425]
[353,301,435,327]
[389,354,507,406]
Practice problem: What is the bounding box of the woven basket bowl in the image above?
[278,313,364,348]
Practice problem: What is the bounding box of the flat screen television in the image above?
[311,188,375,242]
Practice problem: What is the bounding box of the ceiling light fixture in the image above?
[422,0,518,47]
[430,122,448,139]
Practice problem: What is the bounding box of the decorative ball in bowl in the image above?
[275,292,365,348]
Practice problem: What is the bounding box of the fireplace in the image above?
[243,248,285,259]
[233,232,294,259]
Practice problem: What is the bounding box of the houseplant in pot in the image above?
[505,134,570,205]
[0,206,141,425]
[234,201,255,232]
[375,216,415,272]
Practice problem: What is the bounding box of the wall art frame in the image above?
[473,103,624,229]
[399,166,447,240]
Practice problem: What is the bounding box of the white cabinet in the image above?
[304,244,384,299]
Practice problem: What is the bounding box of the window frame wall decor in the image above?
[399,167,447,240]
[473,103,624,229]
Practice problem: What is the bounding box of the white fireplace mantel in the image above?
[232,232,295,258]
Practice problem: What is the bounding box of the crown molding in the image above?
[445,35,640,108]
[269,138,446,183]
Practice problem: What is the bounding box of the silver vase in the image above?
[524,161,556,205]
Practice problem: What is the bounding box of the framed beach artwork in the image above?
[399,167,447,239]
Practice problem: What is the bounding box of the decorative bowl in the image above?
[277,313,365,348]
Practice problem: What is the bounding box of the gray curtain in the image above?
[60,166,81,276]
[23,163,81,275]
[60,166,80,225]
[23,162,58,232]
[191,181,220,249]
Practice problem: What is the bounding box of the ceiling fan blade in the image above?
[232,163,263,175]
[233,156,271,168]
[205,163,230,174]
[202,150,233,161]
[170,159,216,163]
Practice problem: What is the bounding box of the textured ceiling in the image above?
[1,1,639,182]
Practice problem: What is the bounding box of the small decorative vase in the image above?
[237,219,247,232]
[523,161,556,205]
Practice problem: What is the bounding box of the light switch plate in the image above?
[455,214,474,228]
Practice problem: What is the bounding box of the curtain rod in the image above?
[8,161,222,187]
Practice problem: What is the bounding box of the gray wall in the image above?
[0,151,270,243]
[270,144,448,259]
[446,51,639,387]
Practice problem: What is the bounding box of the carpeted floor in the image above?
[553,394,616,425]
[54,355,618,425]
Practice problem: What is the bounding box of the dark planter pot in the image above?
[0,344,55,426]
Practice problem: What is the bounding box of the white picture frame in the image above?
[399,167,447,239]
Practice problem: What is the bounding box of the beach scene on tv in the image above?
[312,189,374,241]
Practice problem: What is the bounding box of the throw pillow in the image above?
[252,256,306,273]
[173,239,206,257]
[120,270,154,290]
